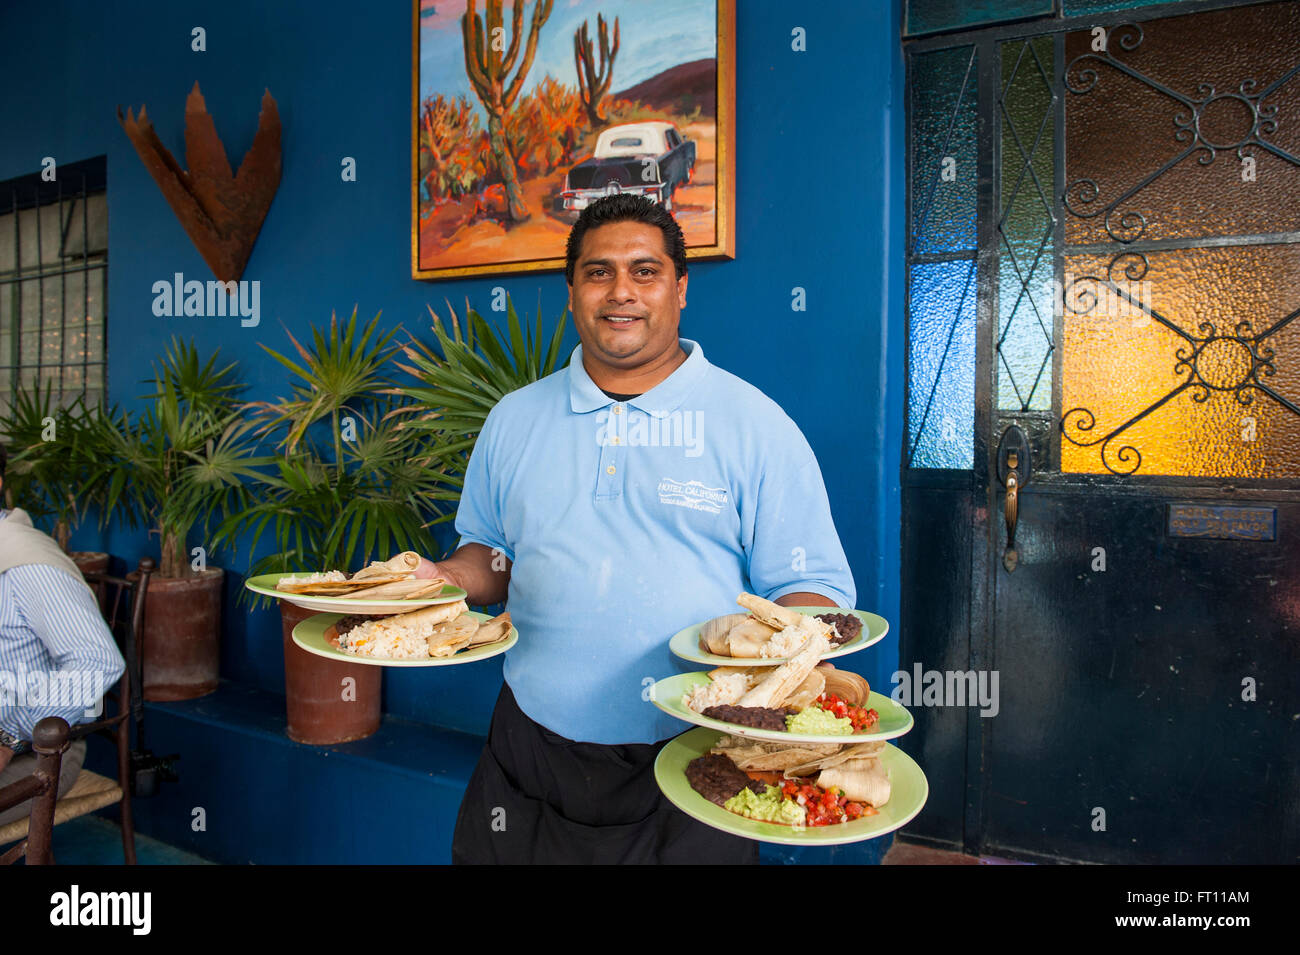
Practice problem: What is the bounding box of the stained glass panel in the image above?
[910,46,978,256]
[998,37,1056,411]
[1061,245,1300,476]
[908,259,977,469]
[1063,4,1300,247]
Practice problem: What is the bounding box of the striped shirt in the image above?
[0,509,125,743]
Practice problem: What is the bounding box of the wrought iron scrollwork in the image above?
[1061,252,1300,475]
[1062,22,1300,246]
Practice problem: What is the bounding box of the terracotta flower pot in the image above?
[141,568,224,701]
[70,551,109,576]
[71,551,111,617]
[280,602,381,745]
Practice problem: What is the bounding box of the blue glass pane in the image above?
[906,0,1053,37]
[908,259,976,469]
[1064,0,1179,14]
[997,37,1056,411]
[911,46,978,255]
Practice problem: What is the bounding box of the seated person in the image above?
[0,443,125,827]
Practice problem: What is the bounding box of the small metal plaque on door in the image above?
[1167,504,1277,541]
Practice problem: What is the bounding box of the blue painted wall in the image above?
[1,0,904,740]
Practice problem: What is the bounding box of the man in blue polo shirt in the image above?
[420,194,854,864]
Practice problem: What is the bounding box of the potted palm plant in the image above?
[393,294,569,492]
[92,338,268,700]
[0,383,110,576]
[215,308,459,745]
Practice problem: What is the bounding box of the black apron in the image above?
[452,683,760,864]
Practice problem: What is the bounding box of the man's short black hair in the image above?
[564,194,688,284]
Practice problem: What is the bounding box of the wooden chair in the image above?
[0,717,69,865]
[0,557,154,863]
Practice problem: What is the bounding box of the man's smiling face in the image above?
[567,220,688,378]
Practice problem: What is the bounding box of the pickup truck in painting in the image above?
[559,121,696,213]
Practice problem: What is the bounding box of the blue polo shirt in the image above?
[456,338,855,744]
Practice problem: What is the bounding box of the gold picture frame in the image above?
[410,0,736,281]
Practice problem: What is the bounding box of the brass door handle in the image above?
[997,428,1030,572]
[1004,451,1019,571]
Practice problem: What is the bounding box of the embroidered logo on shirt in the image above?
[658,478,728,514]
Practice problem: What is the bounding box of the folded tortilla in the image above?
[427,612,480,657]
[351,551,422,581]
[466,611,512,648]
[344,578,445,600]
[783,740,885,776]
[389,599,467,629]
[736,631,830,708]
[780,669,826,711]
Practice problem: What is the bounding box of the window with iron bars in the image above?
[0,156,107,419]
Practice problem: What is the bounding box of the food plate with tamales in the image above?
[649,667,913,744]
[669,595,888,667]
[291,607,517,667]
[244,552,467,614]
[654,728,928,845]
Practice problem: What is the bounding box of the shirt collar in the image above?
[568,338,710,418]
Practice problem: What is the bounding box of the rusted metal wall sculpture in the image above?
[118,83,281,284]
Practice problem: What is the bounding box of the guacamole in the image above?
[724,784,807,826]
[786,706,854,735]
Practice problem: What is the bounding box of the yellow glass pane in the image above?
[1062,244,1300,476]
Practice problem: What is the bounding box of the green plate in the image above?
[650,672,913,743]
[655,727,929,846]
[291,611,517,667]
[246,572,467,615]
[669,607,888,667]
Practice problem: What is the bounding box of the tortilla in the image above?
[388,599,468,629]
[343,578,445,600]
[466,611,512,648]
[351,551,422,581]
[426,612,480,657]
[275,572,411,594]
[779,668,825,711]
[736,631,830,708]
[710,736,841,771]
[783,740,886,776]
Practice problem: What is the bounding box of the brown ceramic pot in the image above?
[70,551,109,576]
[280,602,381,745]
[71,551,111,616]
[141,568,224,701]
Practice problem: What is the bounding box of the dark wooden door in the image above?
[902,0,1300,864]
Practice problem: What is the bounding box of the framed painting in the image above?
[411,0,736,280]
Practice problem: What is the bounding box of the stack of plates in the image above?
[649,607,928,845]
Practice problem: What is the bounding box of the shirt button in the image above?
[611,436,621,445]
[606,465,616,475]
[612,404,623,415]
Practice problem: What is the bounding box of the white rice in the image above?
[685,672,752,712]
[338,617,445,659]
[760,623,811,658]
[279,570,348,585]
